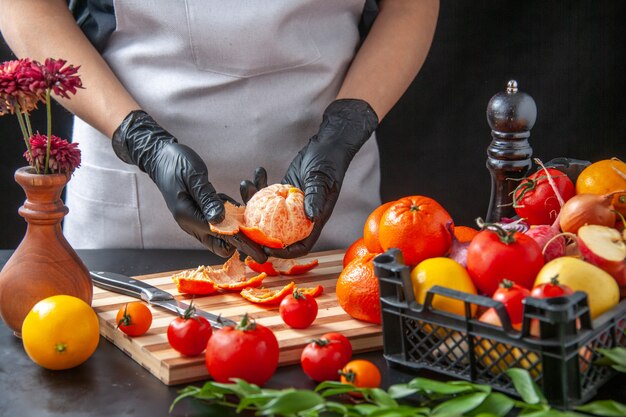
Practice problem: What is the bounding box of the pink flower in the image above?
[0,58,43,114]
[41,58,83,99]
[24,133,81,174]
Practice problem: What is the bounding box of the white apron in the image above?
[64,0,382,251]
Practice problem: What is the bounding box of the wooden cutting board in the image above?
[92,249,383,385]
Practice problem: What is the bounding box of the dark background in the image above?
[1,1,624,249]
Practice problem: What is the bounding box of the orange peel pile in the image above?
[210,184,315,248]
[172,252,266,295]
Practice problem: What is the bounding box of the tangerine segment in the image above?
[240,281,296,305]
[244,184,314,247]
[172,267,219,295]
[209,201,245,235]
[298,284,324,298]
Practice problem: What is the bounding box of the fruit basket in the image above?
[373,248,626,410]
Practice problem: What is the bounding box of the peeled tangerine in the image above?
[534,256,619,319]
[211,184,314,248]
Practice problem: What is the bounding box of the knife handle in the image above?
[90,271,174,303]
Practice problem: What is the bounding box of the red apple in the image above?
[578,225,626,287]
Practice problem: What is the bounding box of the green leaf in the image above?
[448,381,493,394]
[354,403,382,416]
[387,384,420,399]
[407,378,474,395]
[323,401,350,416]
[518,409,584,417]
[368,405,430,417]
[597,347,626,372]
[211,378,262,398]
[506,368,546,405]
[259,390,325,416]
[170,386,202,413]
[236,392,281,413]
[368,388,399,408]
[431,392,490,416]
[576,400,626,416]
[315,380,357,397]
[466,393,515,417]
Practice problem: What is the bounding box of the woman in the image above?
[0,0,439,261]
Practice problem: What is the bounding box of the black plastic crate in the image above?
[373,248,626,409]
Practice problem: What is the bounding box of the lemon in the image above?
[22,295,100,370]
[411,257,478,317]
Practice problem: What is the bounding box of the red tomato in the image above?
[513,167,575,225]
[530,276,574,299]
[323,332,353,362]
[279,289,318,329]
[116,302,152,337]
[492,279,530,325]
[466,225,544,296]
[205,314,279,386]
[167,302,213,356]
[301,336,352,382]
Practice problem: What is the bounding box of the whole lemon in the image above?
[534,257,619,319]
[22,295,100,370]
[411,257,478,317]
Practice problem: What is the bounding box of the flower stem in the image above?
[44,89,52,174]
[14,103,38,174]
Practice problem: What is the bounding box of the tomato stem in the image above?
[338,369,356,383]
[292,289,305,300]
[117,304,132,328]
[500,279,514,289]
[182,299,197,320]
[476,218,517,244]
[549,275,561,286]
[236,313,257,331]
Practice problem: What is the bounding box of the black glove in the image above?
[241,99,378,258]
[112,110,267,262]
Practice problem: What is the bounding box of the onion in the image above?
[559,191,626,234]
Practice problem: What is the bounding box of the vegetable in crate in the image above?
[513,167,575,225]
[466,221,544,296]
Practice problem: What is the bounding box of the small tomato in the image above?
[339,359,381,389]
[167,301,212,356]
[492,279,530,325]
[301,337,351,382]
[116,302,152,337]
[530,275,574,299]
[279,289,318,329]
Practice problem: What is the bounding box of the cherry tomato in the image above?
[279,289,318,329]
[116,302,152,337]
[323,332,353,362]
[492,279,530,325]
[513,167,575,226]
[466,224,544,296]
[339,359,381,389]
[205,313,279,386]
[300,335,352,382]
[530,275,574,299]
[167,301,212,356]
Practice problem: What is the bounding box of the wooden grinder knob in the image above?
[485,80,537,222]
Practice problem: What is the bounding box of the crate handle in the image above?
[374,249,416,306]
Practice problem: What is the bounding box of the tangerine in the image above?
[335,253,381,324]
[453,225,479,243]
[576,158,626,216]
[210,184,314,248]
[242,184,314,248]
[343,237,371,268]
[363,201,396,253]
[378,196,453,266]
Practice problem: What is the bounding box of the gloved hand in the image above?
[241,99,378,258]
[113,110,267,262]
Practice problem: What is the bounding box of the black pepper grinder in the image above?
[485,80,537,222]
